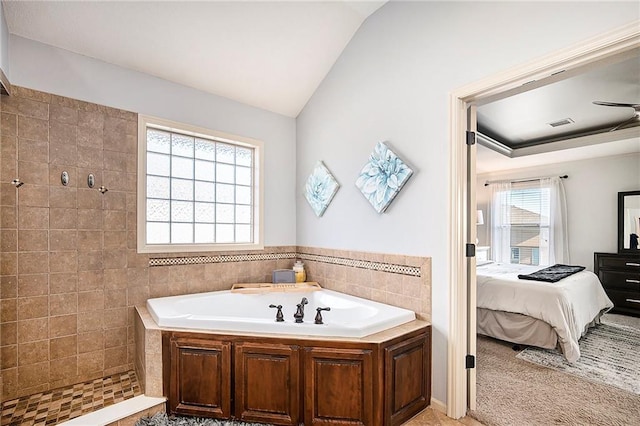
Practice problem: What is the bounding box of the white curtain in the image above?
[543,176,569,264]
[490,181,512,263]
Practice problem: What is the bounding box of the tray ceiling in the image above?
[476,50,640,171]
[477,53,640,150]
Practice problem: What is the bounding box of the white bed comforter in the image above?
[477,262,613,362]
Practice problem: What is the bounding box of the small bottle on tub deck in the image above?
[293,260,306,283]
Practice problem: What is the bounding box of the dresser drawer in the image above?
[597,256,640,271]
[606,289,640,314]
[599,270,640,292]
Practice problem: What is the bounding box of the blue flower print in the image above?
[356,142,413,213]
[305,162,340,217]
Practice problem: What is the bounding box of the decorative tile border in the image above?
[149,250,421,277]
[297,253,421,277]
[149,251,296,267]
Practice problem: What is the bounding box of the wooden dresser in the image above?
[594,252,640,317]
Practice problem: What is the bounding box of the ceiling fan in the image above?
[592,101,640,131]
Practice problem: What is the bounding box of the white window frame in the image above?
[137,115,264,253]
[491,182,559,266]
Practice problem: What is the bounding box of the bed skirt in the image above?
[477,308,606,354]
[477,308,558,349]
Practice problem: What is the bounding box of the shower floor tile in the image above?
[1,371,141,426]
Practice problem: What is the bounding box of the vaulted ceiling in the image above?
[2,0,386,117]
[3,1,639,172]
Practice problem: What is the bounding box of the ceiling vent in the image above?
[548,118,575,127]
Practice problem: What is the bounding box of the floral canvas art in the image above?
[356,142,413,213]
[304,161,340,217]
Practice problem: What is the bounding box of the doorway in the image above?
[447,21,640,419]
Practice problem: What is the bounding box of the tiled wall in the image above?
[144,248,431,321]
[0,87,141,401]
[298,246,431,321]
[144,248,297,300]
[0,86,432,402]
[0,83,4,399]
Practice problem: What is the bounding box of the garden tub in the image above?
[146,288,415,338]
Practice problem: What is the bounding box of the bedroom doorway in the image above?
[448,21,640,419]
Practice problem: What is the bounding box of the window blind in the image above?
[504,181,550,265]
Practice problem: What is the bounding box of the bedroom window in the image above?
[490,177,568,266]
[137,115,264,253]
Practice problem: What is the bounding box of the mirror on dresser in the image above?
[618,190,640,252]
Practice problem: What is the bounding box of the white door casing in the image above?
[447,20,640,419]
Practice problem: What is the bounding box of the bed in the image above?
[476,262,614,362]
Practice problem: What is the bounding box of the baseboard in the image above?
[430,397,447,414]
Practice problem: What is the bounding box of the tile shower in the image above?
[1,87,141,402]
[0,87,431,419]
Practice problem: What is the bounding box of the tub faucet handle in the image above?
[314,307,331,324]
[269,304,284,322]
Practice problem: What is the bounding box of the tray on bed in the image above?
[230,282,322,294]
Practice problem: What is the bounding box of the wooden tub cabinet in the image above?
[162,323,431,426]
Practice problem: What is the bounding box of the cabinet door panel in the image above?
[304,347,373,426]
[235,342,300,425]
[169,337,231,418]
[385,332,430,425]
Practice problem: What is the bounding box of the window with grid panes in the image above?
[503,183,550,266]
[137,116,263,253]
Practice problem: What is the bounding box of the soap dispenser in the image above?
[293,260,306,283]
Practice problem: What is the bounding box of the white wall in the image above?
[296,1,639,404]
[0,3,8,78]
[9,35,297,246]
[477,153,640,271]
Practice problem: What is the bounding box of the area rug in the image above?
[136,412,270,426]
[472,334,640,426]
[516,321,640,394]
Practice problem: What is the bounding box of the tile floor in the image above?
[0,371,141,426]
[405,408,484,426]
[1,370,482,426]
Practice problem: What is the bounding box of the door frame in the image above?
[447,20,640,419]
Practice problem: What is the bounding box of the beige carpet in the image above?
[470,313,640,426]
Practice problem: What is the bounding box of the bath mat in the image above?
[516,321,640,394]
[136,412,271,426]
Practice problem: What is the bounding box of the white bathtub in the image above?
[146,289,416,338]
